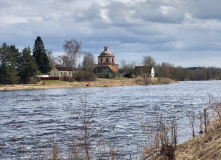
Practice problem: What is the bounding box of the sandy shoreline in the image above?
[0,77,176,91]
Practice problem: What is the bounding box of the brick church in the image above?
[93,47,118,77]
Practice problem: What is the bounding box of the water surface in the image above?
[0,81,221,159]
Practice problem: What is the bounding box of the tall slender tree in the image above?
[33,36,51,74]
[0,43,19,84]
[18,47,38,83]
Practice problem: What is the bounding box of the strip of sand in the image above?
[0,77,176,91]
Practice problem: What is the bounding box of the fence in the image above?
[40,77,64,81]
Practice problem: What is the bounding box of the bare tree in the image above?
[120,60,136,74]
[82,52,95,71]
[56,55,68,66]
[63,39,82,67]
[160,62,171,78]
[46,50,57,68]
[142,56,156,67]
[120,60,127,69]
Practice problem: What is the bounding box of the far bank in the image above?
[0,77,176,91]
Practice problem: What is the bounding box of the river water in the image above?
[0,81,221,159]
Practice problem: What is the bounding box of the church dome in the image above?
[99,47,114,57]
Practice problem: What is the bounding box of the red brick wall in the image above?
[109,64,118,73]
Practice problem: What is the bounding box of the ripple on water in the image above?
[0,81,221,159]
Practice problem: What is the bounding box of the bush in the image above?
[64,77,75,82]
[28,76,41,84]
[75,70,96,81]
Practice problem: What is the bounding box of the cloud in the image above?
[191,0,221,20]
[1,0,221,67]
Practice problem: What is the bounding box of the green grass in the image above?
[43,80,66,84]
[109,77,128,80]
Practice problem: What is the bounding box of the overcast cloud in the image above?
[1,0,221,67]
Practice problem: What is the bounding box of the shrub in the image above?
[64,77,75,82]
[141,117,177,160]
[28,76,41,84]
[75,70,96,81]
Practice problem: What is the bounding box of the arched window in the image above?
[101,58,102,63]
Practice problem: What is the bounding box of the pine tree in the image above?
[0,61,8,84]
[0,43,19,84]
[33,36,51,74]
[18,47,38,83]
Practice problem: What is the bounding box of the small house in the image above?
[48,65,74,77]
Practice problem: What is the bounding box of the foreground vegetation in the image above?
[176,100,221,160]
[39,97,221,160]
[142,97,221,160]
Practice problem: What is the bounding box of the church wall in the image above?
[96,46,118,74]
[109,64,119,73]
[98,56,115,65]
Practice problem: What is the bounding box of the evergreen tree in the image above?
[33,36,51,74]
[18,47,38,83]
[0,61,8,84]
[0,43,19,84]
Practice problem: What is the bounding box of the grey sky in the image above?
[1,0,221,67]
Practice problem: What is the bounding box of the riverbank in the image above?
[142,100,221,160]
[0,77,176,91]
[176,112,221,159]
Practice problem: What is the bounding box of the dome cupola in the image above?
[98,47,115,65]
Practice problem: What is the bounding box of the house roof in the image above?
[55,66,74,71]
[93,65,114,74]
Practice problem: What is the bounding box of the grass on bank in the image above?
[175,101,221,160]
[43,80,68,84]
[109,77,129,80]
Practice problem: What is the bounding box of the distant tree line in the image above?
[156,63,221,81]
[119,56,221,81]
[0,36,97,84]
[1,36,221,84]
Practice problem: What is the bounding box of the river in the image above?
[0,80,221,159]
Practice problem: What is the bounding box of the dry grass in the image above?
[141,99,221,160]
[0,77,176,91]
[141,119,177,160]
[176,102,221,160]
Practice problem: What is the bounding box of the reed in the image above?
[176,98,221,160]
